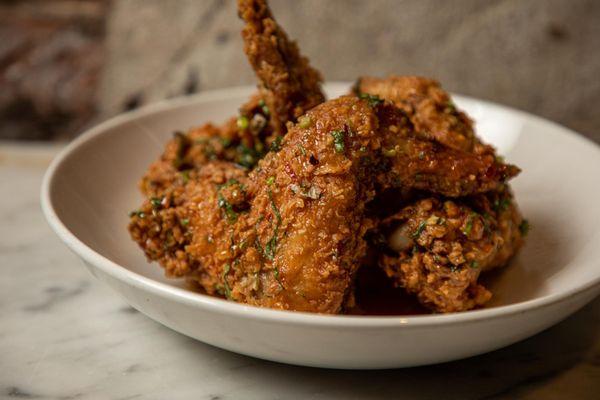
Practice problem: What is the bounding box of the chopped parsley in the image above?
[150,197,163,209]
[331,130,345,154]
[462,213,478,236]
[258,99,270,116]
[411,221,427,239]
[218,178,244,190]
[493,198,511,213]
[470,260,479,269]
[128,210,145,218]
[180,218,190,226]
[273,265,283,288]
[217,193,238,224]
[358,92,384,107]
[264,189,282,261]
[235,144,263,169]
[266,176,275,185]
[270,136,283,152]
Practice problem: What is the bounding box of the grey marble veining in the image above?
[0,143,598,399]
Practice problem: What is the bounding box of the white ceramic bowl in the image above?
[42,83,600,369]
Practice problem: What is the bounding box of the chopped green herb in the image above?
[236,115,249,130]
[493,198,511,213]
[218,178,244,190]
[150,197,163,209]
[331,130,345,153]
[298,115,312,129]
[258,99,270,116]
[264,189,282,261]
[270,136,283,152]
[519,219,530,236]
[358,92,384,107]
[220,137,233,148]
[470,260,479,269]
[235,144,262,169]
[462,213,478,236]
[273,265,283,288]
[217,193,238,224]
[411,221,427,239]
[266,176,275,185]
[129,210,146,218]
[181,218,190,226]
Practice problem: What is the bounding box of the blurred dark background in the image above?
[1,0,599,142]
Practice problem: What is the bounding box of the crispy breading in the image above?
[238,0,325,138]
[376,189,524,313]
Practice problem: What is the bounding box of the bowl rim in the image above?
[41,83,600,328]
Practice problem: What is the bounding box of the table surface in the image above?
[1,143,598,400]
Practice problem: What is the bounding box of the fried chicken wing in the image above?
[129,161,250,279]
[185,96,383,313]
[238,0,325,138]
[356,76,481,152]
[375,101,519,197]
[375,189,525,313]
[140,1,325,198]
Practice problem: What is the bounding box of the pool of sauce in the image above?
[348,264,429,316]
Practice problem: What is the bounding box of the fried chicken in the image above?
[128,1,527,315]
[372,101,519,197]
[140,0,325,198]
[356,76,480,152]
[374,189,525,313]
[192,96,384,312]
[239,0,325,138]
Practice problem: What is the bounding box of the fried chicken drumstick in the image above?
[128,0,527,314]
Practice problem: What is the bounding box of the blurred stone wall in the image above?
[2,0,600,142]
[0,0,107,140]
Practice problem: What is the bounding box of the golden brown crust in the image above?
[188,96,383,313]
[356,76,478,152]
[376,189,524,313]
[375,101,519,197]
[238,0,325,137]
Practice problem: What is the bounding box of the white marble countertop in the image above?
[1,142,598,400]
